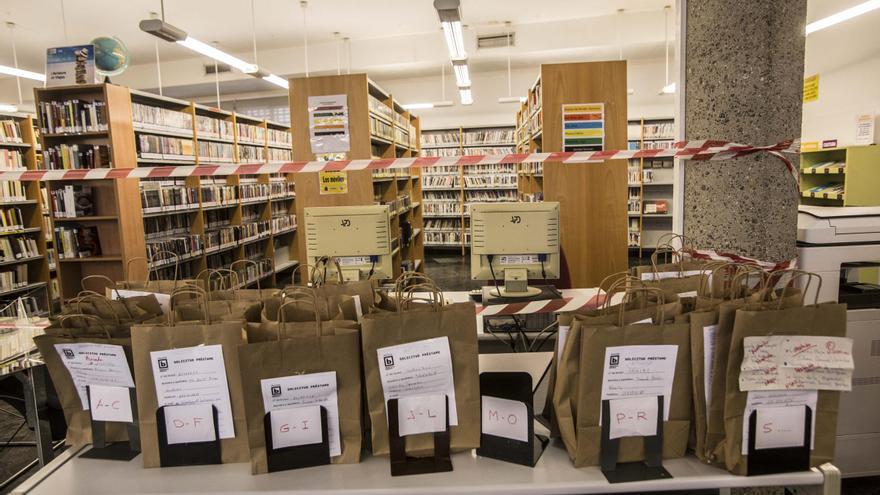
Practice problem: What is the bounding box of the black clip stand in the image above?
[79,386,141,461]
[600,396,672,484]
[476,372,548,467]
[156,405,221,467]
[263,406,331,473]
[387,396,453,476]
[746,406,812,476]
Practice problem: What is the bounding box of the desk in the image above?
[13,443,840,495]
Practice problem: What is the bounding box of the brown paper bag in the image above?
[131,299,249,467]
[237,314,363,473]
[688,308,719,461]
[248,297,359,343]
[361,299,479,456]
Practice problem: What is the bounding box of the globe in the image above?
[91,36,129,76]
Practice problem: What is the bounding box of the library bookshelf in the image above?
[626,117,675,257]
[420,125,517,253]
[0,113,52,315]
[515,95,544,203]
[35,83,297,301]
[290,74,424,277]
[800,145,880,206]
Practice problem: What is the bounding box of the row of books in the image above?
[242,208,262,224]
[54,225,101,258]
[422,131,460,146]
[147,235,203,263]
[803,161,846,174]
[43,144,111,170]
[425,230,469,246]
[271,214,296,233]
[238,144,265,162]
[521,192,544,202]
[140,180,199,212]
[271,202,289,218]
[370,117,394,142]
[0,149,25,169]
[462,129,515,145]
[627,195,642,214]
[131,102,193,132]
[642,140,674,150]
[462,175,517,188]
[50,185,94,218]
[464,190,517,202]
[463,164,516,176]
[196,115,234,140]
[520,163,543,175]
[205,209,233,230]
[393,126,409,145]
[423,175,461,189]
[628,165,642,185]
[269,182,295,197]
[38,99,108,134]
[464,146,515,156]
[804,183,845,198]
[0,236,40,262]
[422,201,462,216]
[268,129,292,147]
[0,120,23,143]
[0,208,25,231]
[198,141,234,163]
[0,266,29,292]
[628,230,641,248]
[642,122,675,140]
[422,147,460,157]
[237,122,265,144]
[368,95,394,123]
[424,219,461,231]
[0,181,27,203]
[137,134,194,160]
[200,183,238,205]
[206,251,236,272]
[240,183,269,201]
[145,215,191,240]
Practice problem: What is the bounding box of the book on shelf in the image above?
[642,122,675,140]
[137,134,194,161]
[461,128,515,145]
[421,147,461,157]
[51,185,94,218]
[367,95,393,122]
[131,102,193,133]
[421,130,461,147]
[0,235,40,261]
[0,149,25,169]
[0,120,23,143]
[239,183,269,201]
[38,99,107,134]
[140,180,198,212]
[0,181,27,203]
[369,117,394,141]
[237,144,266,162]
[236,122,265,144]
[267,128,292,147]
[144,214,192,240]
[644,200,669,215]
[43,144,111,169]
[195,115,234,140]
[460,146,515,155]
[46,248,56,267]
[55,225,102,258]
[271,214,296,233]
[0,208,24,231]
[146,235,203,262]
[197,141,234,163]
[0,265,28,292]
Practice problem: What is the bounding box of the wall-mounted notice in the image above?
[855,113,876,145]
[803,74,819,103]
[309,95,350,154]
[318,170,348,195]
[562,103,604,152]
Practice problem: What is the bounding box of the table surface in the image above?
[14,442,825,495]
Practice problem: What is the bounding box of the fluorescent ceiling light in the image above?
[441,21,467,59]
[660,82,676,94]
[452,61,470,87]
[402,101,454,110]
[177,37,258,73]
[459,88,473,105]
[627,88,635,95]
[0,104,18,113]
[497,96,526,104]
[0,65,46,83]
[262,74,289,89]
[806,0,880,34]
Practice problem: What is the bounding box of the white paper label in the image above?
[164,403,216,445]
[377,337,458,425]
[88,385,133,423]
[337,256,371,266]
[677,290,698,298]
[397,395,447,436]
[742,390,816,454]
[640,269,708,281]
[54,343,135,410]
[499,255,540,265]
[601,345,678,420]
[481,395,528,442]
[556,326,570,366]
[150,345,235,439]
[269,405,323,449]
[107,289,171,314]
[260,371,341,457]
[353,295,364,323]
[608,396,659,439]
[755,406,807,450]
[740,335,854,391]
[633,318,653,325]
[703,324,718,417]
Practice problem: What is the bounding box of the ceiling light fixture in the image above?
[451,59,470,87]
[262,73,289,89]
[402,101,454,110]
[806,0,880,34]
[459,87,473,106]
[0,65,46,83]
[435,0,474,105]
[658,5,675,95]
[0,103,18,113]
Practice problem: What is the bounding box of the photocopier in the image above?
[798,204,880,477]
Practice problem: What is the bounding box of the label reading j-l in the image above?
[499,255,540,265]
[319,171,348,195]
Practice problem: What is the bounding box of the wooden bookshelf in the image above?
[421,125,517,254]
[0,113,52,315]
[289,73,423,278]
[800,145,880,206]
[515,103,544,204]
[626,117,675,258]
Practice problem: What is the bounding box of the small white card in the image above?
[677,290,698,298]
[556,326,570,366]
[632,318,653,325]
[88,385,133,423]
[377,337,458,425]
[481,395,528,442]
[164,403,216,445]
[260,372,341,457]
[742,390,816,455]
[269,405,323,449]
[608,396,659,440]
[754,406,807,450]
[397,395,447,437]
[703,324,718,417]
[54,343,135,410]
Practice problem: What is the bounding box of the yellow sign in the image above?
[801,141,819,152]
[319,170,348,195]
[564,128,604,138]
[803,74,819,103]
[562,104,603,114]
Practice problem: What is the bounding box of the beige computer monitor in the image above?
[470,201,560,297]
[304,205,393,281]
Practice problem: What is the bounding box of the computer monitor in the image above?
[304,205,392,281]
[470,201,560,298]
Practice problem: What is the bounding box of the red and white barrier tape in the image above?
[477,291,606,317]
[4,139,800,183]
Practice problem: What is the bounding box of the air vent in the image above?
[205,63,231,75]
[477,33,514,49]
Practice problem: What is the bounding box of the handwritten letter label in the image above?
[270,405,323,449]
[397,395,446,437]
[755,406,807,450]
[608,396,659,439]
[481,395,528,442]
[164,404,216,445]
[740,336,854,391]
[88,385,133,423]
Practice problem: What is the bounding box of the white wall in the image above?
[801,54,880,146]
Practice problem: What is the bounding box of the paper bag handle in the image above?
[615,286,666,327]
[763,269,822,308]
[147,250,182,287]
[57,314,113,340]
[697,261,736,299]
[655,233,691,251]
[398,283,445,312]
[651,244,685,278]
[600,276,644,311]
[728,265,768,301]
[71,292,124,324]
[168,287,211,325]
[277,293,322,339]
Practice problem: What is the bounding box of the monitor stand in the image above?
[483,285,562,305]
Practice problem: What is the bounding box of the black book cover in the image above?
[75,225,102,257]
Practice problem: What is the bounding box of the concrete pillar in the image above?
[682,0,806,262]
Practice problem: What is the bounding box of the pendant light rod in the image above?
[251,0,258,64]
[7,23,22,105]
[301,0,309,77]
[664,5,670,85]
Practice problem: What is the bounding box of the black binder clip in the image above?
[599,396,672,484]
[79,386,141,461]
[387,396,453,476]
[476,372,548,467]
[746,406,812,476]
[263,406,331,473]
[156,405,221,467]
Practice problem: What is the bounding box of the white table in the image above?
[13,442,840,495]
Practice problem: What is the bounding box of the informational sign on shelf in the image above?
[801,141,819,152]
[562,103,605,152]
[855,113,876,145]
[46,45,96,87]
[318,170,348,195]
[308,94,350,154]
[803,74,819,103]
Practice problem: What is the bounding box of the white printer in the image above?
[798,204,880,477]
